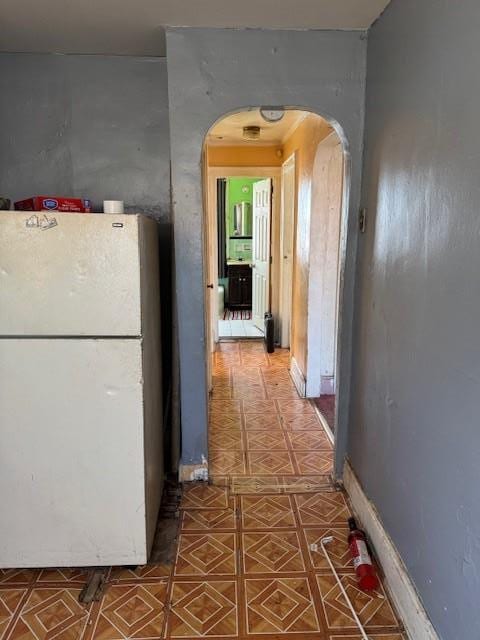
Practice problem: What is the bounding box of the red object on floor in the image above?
[348,517,380,591]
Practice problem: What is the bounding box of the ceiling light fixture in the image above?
[243,125,261,140]
[260,107,285,123]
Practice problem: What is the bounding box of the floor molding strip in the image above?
[312,401,334,445]
[289,356,306,397]
[343,461,439,640]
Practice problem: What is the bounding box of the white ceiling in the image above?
[0,0,391,57]
[207,110,310,146]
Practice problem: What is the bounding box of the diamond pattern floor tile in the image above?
[245,577,320,634]
[294,450,333,474]
[175,534,237,576]
[181,484,229,510]
[232,368,263,383]
[243,414,282,431]
[265,387,300,400]
[37,569,87,584]
[110,564,171,583]
[295,492,351,526]
[317,573,399,631]
[247,451,295,475]
[233,386,266,401]
[287,431,332,450]
[0,589,27,640]
[276,398,315,416]
[243,531,305,573]
[240,354,268,367]
[91,582,167,640]
[0,570,37,586]
[182,509,237,532]
[210,387,233,399]
[209,452,246,476]
[303,527,352,571]
[209,430,244,451]
[209,414,243,431]
[245,431,288,450]
[9,588,89,640]
[280,413,322,430]
[169,581,238,637]
[240,495,296,529]
[242,400,278,415]
[209,400,241,415]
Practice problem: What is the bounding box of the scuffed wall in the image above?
[352,0,480,637]
[166,27,367,471]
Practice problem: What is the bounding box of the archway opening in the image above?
[202,107,348,482]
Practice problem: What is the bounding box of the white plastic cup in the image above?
[103,200,124,214]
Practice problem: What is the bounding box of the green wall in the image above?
[226,177,262,261]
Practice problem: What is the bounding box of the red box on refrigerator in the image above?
[14,196,92,213]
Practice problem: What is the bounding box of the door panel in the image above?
[252,179,272,330]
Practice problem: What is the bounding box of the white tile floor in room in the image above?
[218,318,264,338]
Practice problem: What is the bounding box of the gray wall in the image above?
[166,27,367,468]
[0,53,175,465]
[352,1,480,637]
[0,53,170,220]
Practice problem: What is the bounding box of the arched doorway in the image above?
[202,107,348,483]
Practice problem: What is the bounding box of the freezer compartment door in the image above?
[0,339,159,567]
[0,213,142,336]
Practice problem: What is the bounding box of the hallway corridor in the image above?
[176,339,406,638]
[209,340,333,484]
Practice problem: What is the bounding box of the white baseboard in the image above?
[344,461,439,640]
[290,356,306,397]
[312,402,334,445]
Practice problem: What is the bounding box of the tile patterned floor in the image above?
[209,341,333,483]
[0,340,405,639]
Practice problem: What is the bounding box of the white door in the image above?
[0,338,149,567]
[279,155,296,348]
[252,179,272,331]
[0,212,142,336]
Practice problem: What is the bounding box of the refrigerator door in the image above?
[0,212,142,336]
[0,338,154,567]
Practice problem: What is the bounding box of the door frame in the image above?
[279,153,296,349]
[205,166,281,388]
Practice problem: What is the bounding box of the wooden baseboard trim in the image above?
[312,402,334,444]
[290,356,306,397]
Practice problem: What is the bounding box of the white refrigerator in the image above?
[0,212,163,568]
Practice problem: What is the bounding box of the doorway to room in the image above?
[203,107,346,480]
[216,176,271,339]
